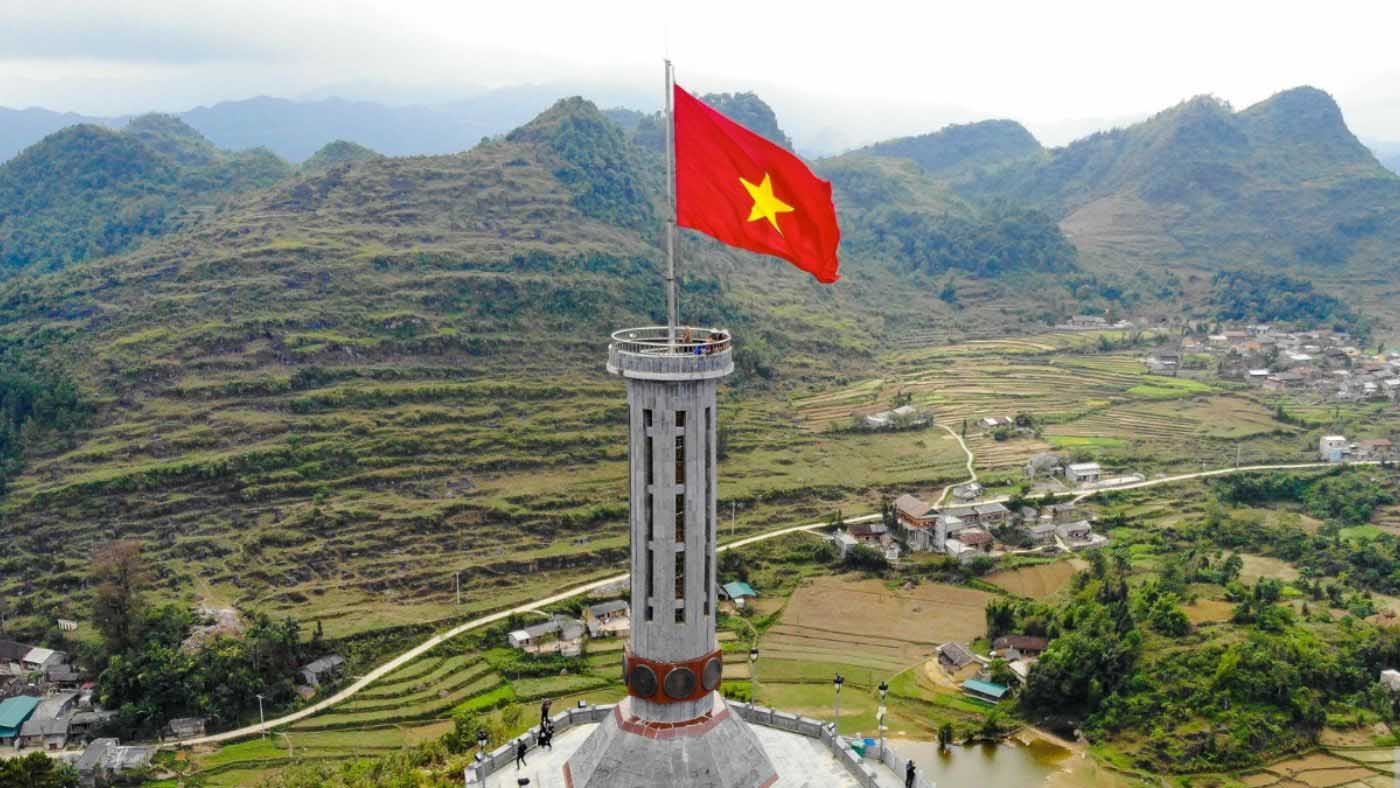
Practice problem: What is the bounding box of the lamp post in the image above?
[833,673,845,735]
[255,694,266,734]
[749,647,760,703]
[877,680,889,757]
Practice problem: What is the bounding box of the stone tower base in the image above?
[562,695,777,788]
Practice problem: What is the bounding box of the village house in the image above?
[862,404,929,430]
[77,738,157,787]
[584,600,630,639]
[1067,315,1109,329]
[67,710,118,743]
[1319,435,1349,462]
[507,616,585,656]
[298,654,347,688]
[1067,462,1103,485]
[956,528,994,554]
[1146,351,1181,375]
[992,635,1051,659]
[978,416,1013,430]
[0,695,41,746]
[962,678,1011,702]
[848,522,888,546]
[830,530,859,558]
[951,482,984,501]
[943,539,976,563]
[893,494,938,551]
[943,506,979,526]
[1247,368,1272,386]
[18,716,70,750]
[1025,451,1066,480]
[166,717,208,740]
[1356,439,1396,461]
[1027,521,1059,545]
[973,502,1011,527]
[1056,521,1094,542]
[937,642,978,672]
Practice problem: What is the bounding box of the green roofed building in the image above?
[0,695,42,744]
[720,581,757,601]
[962,678,1010,702]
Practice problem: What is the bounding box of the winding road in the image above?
[180,448,1378,747]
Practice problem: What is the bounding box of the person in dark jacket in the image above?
[515,738,528,768]
[905,759,917,787]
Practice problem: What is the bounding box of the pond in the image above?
[888,736,1131,787]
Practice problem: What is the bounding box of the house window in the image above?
[646,493,654,541]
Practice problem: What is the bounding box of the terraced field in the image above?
[757,575,992,680]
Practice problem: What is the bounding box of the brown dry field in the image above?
[1184,598,1236,625]
[986,559,1087,599]
[1237,553,1303,584]
[1258,752,1387,788]
[760,575,992,672]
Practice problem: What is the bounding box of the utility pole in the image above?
[731,501,738,536]
[455,571,461,606]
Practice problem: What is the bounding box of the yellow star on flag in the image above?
[740,173,795,234]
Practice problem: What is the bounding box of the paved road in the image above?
[179,510,883,747]
[181,456,1379,747]
[1068,460,1377,503]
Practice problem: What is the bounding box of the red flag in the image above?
[674,85,841,284]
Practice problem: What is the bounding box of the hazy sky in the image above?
[3,0,1398,149]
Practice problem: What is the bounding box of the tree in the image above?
[92,540,150,656]
[1147,594,1190,637]
[937,721,954,750]
[988,658,1017,686]
[0,752,79,787]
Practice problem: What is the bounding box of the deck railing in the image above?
[608,326,734,381]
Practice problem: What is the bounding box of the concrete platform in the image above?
[484,721,911,788]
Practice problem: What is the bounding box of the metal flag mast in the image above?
[664,58,679,346]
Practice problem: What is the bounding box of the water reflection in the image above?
[889,736,1126,787]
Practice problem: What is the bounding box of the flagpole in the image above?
[664,58,679,347]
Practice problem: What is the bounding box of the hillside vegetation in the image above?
[0,114,292,273]
[0,85,1394,648]
[956,88,1400,285]
[0,96,1083,641]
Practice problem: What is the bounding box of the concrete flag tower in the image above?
[561,327,778,787]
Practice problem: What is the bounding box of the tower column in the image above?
[564,326,777,787]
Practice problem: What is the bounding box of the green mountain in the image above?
[7,85,1385,642]
[956,88,1400,289]
[0,115,293,274]
[0,96,1086,638]
[853,119,1043,180]
[302,140,383,172]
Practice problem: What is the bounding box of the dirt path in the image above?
[934,424,978,508]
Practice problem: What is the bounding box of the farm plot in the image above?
[985,559,1086,599]
[759,575,992,675]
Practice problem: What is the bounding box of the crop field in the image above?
[758,576,992,678]
[985,559,1087,599]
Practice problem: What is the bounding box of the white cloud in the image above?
[0,0,1396,147]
